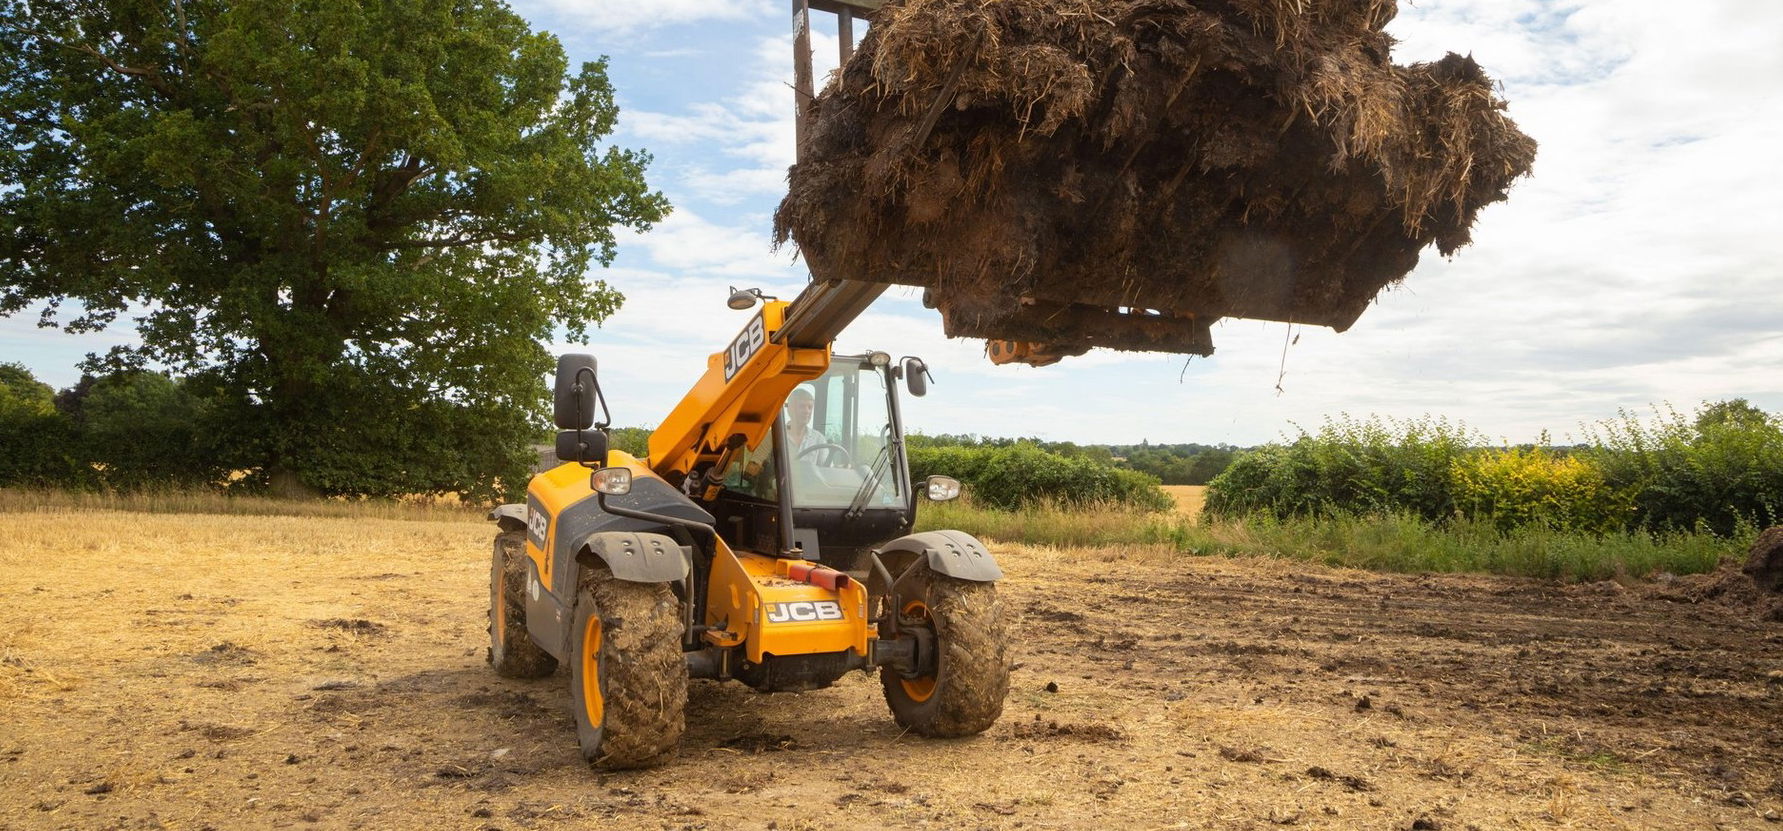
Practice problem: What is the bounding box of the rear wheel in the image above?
[880,561,1009,737]
[569,566,687,769]
[488,530,556,678]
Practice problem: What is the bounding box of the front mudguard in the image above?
[873,530,1001,582]
[573,531,692,583]
[503,528,692,663]
[489,503,527,533]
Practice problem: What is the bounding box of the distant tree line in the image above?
[903,434,1173,511]
[606,427,654,459]
[1105,442,1239,485]
[906,433,1240,485]
[0,362,536,501]
[3,364,219,492]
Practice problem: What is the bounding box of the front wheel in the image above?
[880,562,1010,737]
[568,566,687,769]
[488,530,557,678]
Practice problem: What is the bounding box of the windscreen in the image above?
[782,364,903,510]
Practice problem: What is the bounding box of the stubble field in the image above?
[2,507,1780,830]
[1162,485,1207,520]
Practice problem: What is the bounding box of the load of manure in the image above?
[774,0,1537,357]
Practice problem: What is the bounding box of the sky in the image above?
[4,0,1781,447]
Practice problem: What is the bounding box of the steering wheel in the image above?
[797,442,853,467]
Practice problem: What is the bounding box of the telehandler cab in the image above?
[486,283,1011,768]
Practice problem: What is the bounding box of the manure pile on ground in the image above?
[775,0,1537,355]
[1649,527,1783,623]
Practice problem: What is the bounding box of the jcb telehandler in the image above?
[486,279,1011,768]
[486,0,1011,768]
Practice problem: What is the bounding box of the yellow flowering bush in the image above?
[1451,447,1630,533]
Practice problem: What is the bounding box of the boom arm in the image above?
[776,279,887,348]
[645,279,888,481]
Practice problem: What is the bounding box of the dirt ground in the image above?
[2,509,1780,830]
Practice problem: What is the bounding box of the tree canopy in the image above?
[1,0,667,498]
[1696,398,1771,433]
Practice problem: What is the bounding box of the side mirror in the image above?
[923,475,961,502]
[903,357,929,397]
[553,353,598,430]
[554,429,609,466]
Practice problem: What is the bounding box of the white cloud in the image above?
[626,208,804,279]
[21,1,1783,448]
[0,301,146,389]
[679,167,789,206]
[621,29,843,204]
[617,0,1783,444]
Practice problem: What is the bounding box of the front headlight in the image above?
[591,467,633,495]
[924,475,961,502]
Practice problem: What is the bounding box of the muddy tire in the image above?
[568,566,687,769]
[488,530,557,678]
[880,561,1010,737]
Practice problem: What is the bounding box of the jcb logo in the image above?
[765,601,844,623]
[527,506,549,548]
[723,312,766,381]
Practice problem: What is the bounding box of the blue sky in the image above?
[6,0,1781,446]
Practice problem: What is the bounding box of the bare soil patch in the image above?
[2,511,1779,829]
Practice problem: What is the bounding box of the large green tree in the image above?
[1,0,665,498]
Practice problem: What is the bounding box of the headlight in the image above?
[924,475,961,502]
[591,467,633,495]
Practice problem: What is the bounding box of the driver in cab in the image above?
[785,387,845,467]
[720,386,841,500]
[785,387,825,454]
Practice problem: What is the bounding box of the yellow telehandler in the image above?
[482,0,1078,768]
[487,280,1010,767]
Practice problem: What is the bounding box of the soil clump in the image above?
[1648,526,1783,621]
[777,0,1537,355]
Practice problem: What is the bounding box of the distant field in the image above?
[1161,484,1206,520]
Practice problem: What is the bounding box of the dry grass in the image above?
[0,487,485,522]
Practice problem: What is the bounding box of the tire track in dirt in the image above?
[1044,560,1783,814]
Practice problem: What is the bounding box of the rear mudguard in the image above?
[489,503,526,533]
[873,530,1002,582]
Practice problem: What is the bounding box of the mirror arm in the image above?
[595,490,716,537]
[567,364,613,471]
[577,366,612,431]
